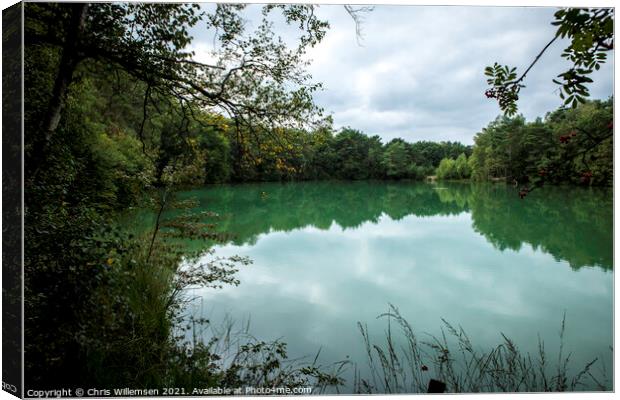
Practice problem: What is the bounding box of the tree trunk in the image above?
[42,3,89,138]
[29,4,89,177]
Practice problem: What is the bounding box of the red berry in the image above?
[518,187,529,199]
[580,171,593,184]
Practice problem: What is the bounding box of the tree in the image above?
[332,128,373,179]
[454,153,471,179]
[23,3,333,388]
[383,140,410,179]
[468,99,612,192]
[367,135,387,178]
[436,158,456,180]
[484,8,613,198]
[25,2,329,173]
[484,8,613,116]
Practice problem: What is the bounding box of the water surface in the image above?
[167,181,613,391]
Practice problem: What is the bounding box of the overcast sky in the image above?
[192,4,614,145]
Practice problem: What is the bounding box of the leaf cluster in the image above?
[484,7,613,115]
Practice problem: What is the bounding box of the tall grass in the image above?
[355,304,611,393]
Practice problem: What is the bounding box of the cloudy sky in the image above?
[192,4,614,145]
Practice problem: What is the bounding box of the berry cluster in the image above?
[580,171,593,185]
[559,131,576,143]
[484,89,496,99]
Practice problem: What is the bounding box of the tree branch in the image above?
[512,35,559,86]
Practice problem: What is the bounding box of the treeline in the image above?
[247,97,614,186]
[468,98,613,186]
[142,115,473,185]
[433,98,613,185]
[228,130,472,182]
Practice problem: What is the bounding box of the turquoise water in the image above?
[171,181,613,392]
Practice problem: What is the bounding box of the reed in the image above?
[355,304,611,393]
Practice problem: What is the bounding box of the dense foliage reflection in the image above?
[160,182,611,271]
[467,184,612,270]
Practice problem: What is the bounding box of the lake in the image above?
[161,181,613,392]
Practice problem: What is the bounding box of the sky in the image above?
[191,4,614,145]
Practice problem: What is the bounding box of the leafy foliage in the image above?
[436,153,471,180]
[485,8,613,116]
[552,8,613,107]
[469,98,612,194]
[220,125,471,182]
[484,64,521,116]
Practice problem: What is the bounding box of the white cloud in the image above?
[306,5,614,144]
[190,4,614,145]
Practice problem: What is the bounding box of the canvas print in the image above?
[2,1,614,397]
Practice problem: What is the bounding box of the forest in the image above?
[11,1,613,394]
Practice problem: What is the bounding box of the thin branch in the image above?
[150,54,225,70]
[137,83,153,160]
[147,188,168,263]
[344,5,374,46]
[512,35,560,86]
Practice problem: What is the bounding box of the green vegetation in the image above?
[482,7,613,199]
[435,153,472,180]
[432,98,613,187]
[150,123,471,183]
[469,98,612,193]
[485,8,613,116]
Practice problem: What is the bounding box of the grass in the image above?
[354,304,611,393]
